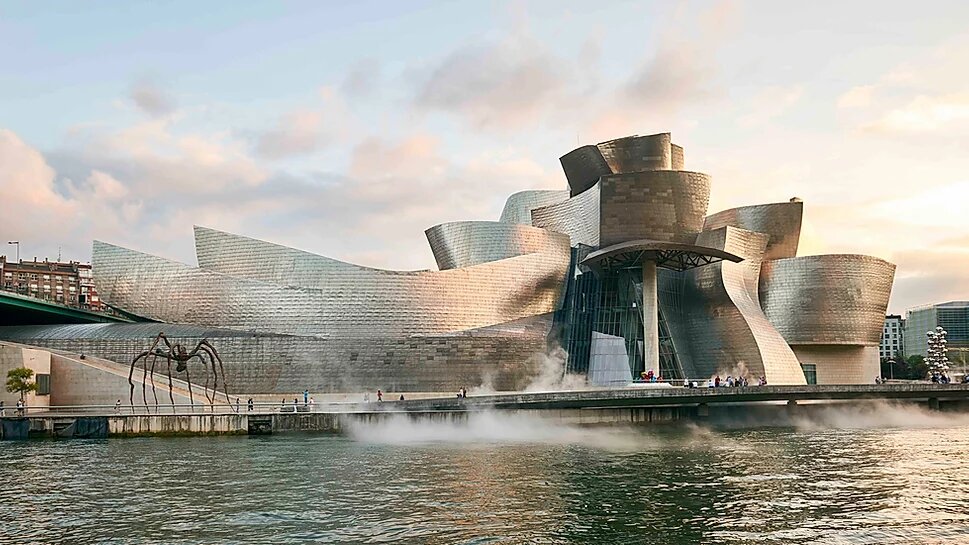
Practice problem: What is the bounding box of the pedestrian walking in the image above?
[0,400,5,417]
[377,389,383,402]
[247,397,254,411]
[235,397,241,413]
[114,399,121,413]
[309,397,315,411]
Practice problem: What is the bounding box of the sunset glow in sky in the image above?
[2,1,969,313]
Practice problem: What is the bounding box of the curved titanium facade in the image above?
[498,190,570,225]
[599,171,711,246]
[703,201,803,260]
[597,133,673,174]
[670,227,805,384]
[425,221,570,270]
[559,145,612,197]
[759,255,896,345]
[559,133,682,197]
[530,182,601,247]
[97,234,570,337]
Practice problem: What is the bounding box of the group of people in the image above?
[640,370,663,383]
[278,389,316,412]
[0,400,27,417]
[682,375,762,388]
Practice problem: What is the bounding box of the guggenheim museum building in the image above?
[0,133,896,393]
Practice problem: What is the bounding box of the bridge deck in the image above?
[394,384,969,412]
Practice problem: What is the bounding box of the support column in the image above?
[642,260,659,376]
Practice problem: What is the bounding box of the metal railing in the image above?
[0,401,393,417]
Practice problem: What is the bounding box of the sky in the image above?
[1,0,968,315]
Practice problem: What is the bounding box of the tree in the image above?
[5,367,38,401]
[903,355,928,380]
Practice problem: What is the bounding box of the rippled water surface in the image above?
[2,405,969,544]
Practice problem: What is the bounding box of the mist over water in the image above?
[4,403,969,544]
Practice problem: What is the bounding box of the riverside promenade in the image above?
[3,383,969,439]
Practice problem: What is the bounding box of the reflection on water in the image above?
[2,403,969,544]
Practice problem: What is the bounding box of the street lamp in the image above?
[6,241,19,262]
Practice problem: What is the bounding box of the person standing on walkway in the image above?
[303,389,309,405]
[0,400,4,416]
[309,397,315,411]
[114,399,121,413]
[247,397,254,412]
[377,389,383,402]
[235,397,241,413]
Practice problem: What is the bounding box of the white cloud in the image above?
[863,93,969,133]
[254,109,326,159]
[837,85,875,109]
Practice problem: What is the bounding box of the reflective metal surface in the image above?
[703,201,803,260]
[98,231,569,337]
[498,190,570,225]
[559,145,611,197]
[596,133,673,174]
[0,319,553,394]
[599,171,711,246]
[669,227,805,383]
[530,182,601,247]
[759,255,896,346]
[425,221,567,270]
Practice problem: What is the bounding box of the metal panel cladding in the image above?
[599,171,711,246]
[759,255,896,345]
[95,232,570,338]
[425,221,571,270]
[596,133,672,174]
[530,182,601,247]
[703,201,803,260]
[675,226,805,384]
[559,145,611,197]
[499,190,570,225]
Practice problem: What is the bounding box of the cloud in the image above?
[862,93,969,133]
[837,85,875,109]
[412,36,570,129]
[129,81,176,117]
[341,58,381,97]
[839,35,969,134]
[254,109,326,159]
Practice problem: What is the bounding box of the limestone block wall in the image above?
[49,353,195,407]
[792,345,880,385]
[0,344,50,408]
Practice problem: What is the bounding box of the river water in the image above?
[2,402,969,544]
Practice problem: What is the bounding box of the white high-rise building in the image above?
[880,315,903,360]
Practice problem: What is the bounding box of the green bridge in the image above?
[0,291,133,326]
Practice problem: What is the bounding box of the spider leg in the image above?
[194,352,215,410]
[149,354,159,413]
[141,349,150,414]
[129,351,150,410]
[200,341,231,409]
[184,359,194,412]
[166,355,175,414]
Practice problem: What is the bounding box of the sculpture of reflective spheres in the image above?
[0,133,895,392]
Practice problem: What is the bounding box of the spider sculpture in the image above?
[128,333,232,412]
